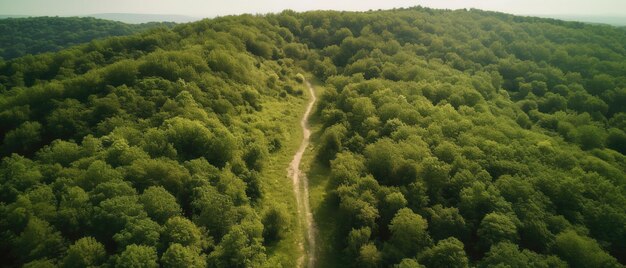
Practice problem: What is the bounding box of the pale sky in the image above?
[1,0,625,17]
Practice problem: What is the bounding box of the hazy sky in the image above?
[1,0,626,17]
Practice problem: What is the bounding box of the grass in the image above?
[255,82,308,267]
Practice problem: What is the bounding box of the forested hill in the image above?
[0,6,626,268]
[0,17,175,60]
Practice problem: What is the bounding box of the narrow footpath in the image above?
[287,80,317,268]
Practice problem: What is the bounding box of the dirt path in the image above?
[287,80,317,268]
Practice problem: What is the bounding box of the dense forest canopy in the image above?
[1,6,626,268]
[0,17,175,60]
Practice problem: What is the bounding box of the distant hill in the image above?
[0,15,29,19]
[0,16,174,59]
[529,14,626,26]
[89,13,200,24]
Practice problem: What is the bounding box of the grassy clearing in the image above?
[256,88,308,266]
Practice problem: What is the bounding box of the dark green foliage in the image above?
[262,204,289,243]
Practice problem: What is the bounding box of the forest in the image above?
[1,6,626,268]
[0,17,174,60]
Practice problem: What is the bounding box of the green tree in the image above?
[93,195,147,241]
[477,212,519,252]
[358,243,382,268]
[115,244,159,268]
[553,230,620,268]
[262,204,289,243]
[57,186,92,239]
[76,160,123,191]
[161,216,208,250]
[61,237,107,268]
[574,125,606,150]
[395,258,425,268]
[139,186,182,224]
[15,217,65,263]
[209,224,267,268]
[347,227,372,259]
[425,205,467,241]
[127,158,190,195]
[0,154,42,202]
[113,218,162,248]
[419,237,469,268]
[480,242,566,268]
[192,185,236,239]
[2,121,42,155]
[385,208,432,262]
[161,243,207,268]
[317,124,347,164]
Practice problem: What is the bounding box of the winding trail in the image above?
[287,80,317,268]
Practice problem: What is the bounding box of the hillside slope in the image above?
[0,14,310,267]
